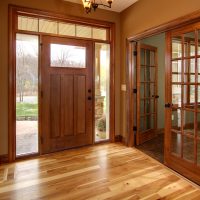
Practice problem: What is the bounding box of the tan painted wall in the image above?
[0,0,121,155]
[120,0,200,139]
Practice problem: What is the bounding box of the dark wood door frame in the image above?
[126,9,200,148]
[8,5,115,162]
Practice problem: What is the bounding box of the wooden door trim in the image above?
[126,9,200,147]
[8,5,115,162]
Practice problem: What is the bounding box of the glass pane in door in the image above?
[16,34,39,156]
[95,43,110,142]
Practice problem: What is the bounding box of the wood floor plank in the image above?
[0,143,199,200]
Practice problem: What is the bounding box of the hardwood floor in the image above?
[0,143,200,200]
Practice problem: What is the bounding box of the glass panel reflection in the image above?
[183,136,194,162]
[172,60,181,83]
[172,36,182,59]
[51,44,86,68]
[171,109,181,131]
[172,84,181,106]
[184,32,195,57]
[171,132,181,156]
[183,110,194,135]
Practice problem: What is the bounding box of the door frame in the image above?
[126,8,200,147]
[8,5,115,162]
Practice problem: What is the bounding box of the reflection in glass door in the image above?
[166,25,200,184]
[16,34,39,156]
[136,44,158,145]
[95,43,110,142]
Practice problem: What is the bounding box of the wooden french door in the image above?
[136,44,158,145]
[41,36,93,154]
[165,22,200,184]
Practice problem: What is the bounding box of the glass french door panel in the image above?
[150,83,155,97]
[140,83,145,98]
[172,36,182,59]
[183,59,195,83]
[145,83,151,98]
[145,66,151,81]
[183,136,194,162]
[146,49,150,66]
[184,32,195,57]
[16,33,39,156]
[171,108,181,131]
[198,58,200,82]
[140,66,145,82]
[172,84,181,107]
[172,60,182,83]
[150,67,155,81]
[140,100,145,115]
[183,110,195,136]
[150,51,155,66]
[183,85,195,109]
[141,48,145,65]
[171,132,181,156]
[145,99,150,114]
[94,43,110,142]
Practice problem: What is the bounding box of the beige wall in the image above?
[0,0,121,155]
[141,33,165,129]
[120,0,200,139]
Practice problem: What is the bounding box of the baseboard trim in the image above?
[0,154,9,164]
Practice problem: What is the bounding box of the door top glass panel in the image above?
[50,44,86,68]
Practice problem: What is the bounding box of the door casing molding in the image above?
[8,5,115,162]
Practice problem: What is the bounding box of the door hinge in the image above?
[133,126,137,131]
[133,89,137,94]
[40,43,43,46]
[134,51,137,56]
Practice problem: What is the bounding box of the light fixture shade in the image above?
[107,0,113,4]
[82,0,91,9]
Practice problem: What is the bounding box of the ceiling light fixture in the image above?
[82,0,113,14]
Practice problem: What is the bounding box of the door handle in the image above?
[88,97,92,100]
[88,89,92,93]
[165,103,172,108]
[152,95,159,98]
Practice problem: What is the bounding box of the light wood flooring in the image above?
[0,143,200,200]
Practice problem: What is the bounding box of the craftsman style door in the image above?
[165,22,200,184]
[41,36,93,154]
[136,44,158,145]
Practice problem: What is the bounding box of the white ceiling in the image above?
[63,0,139,12]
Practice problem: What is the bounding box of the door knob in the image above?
[88,97,92,100]
[88,89,92,93]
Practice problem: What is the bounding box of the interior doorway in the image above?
[132,33,166,163]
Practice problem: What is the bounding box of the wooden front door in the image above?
[41,36,93,154]
[136,44,158,145]
[165,22,200,184]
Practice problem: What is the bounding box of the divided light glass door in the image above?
[165,22,200,184]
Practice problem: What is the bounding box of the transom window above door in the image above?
[17,15,109,41]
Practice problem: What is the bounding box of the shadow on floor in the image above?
[136,134,164,163]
